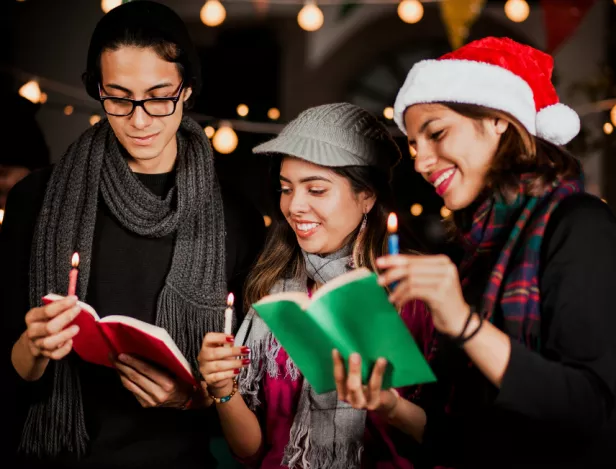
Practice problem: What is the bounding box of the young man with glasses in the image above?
[0,2,264,468]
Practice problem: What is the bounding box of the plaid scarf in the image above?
[409,176,584,414]
[457,176,583,349]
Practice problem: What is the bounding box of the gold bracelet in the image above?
[206,379,238,404]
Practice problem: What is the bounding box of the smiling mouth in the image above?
[432,168,457,196]
[294,222,321,238]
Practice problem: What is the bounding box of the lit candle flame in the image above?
[387,213,398,233]
[71,252,80,268]
[227,292,234,307]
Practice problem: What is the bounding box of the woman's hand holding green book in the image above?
[332,349,398,416]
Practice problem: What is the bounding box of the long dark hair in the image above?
[439,103,582,230]
[244,157,412,308]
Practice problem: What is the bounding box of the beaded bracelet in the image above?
[207,379,238,404]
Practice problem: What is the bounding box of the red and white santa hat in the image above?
[393,37,580,146]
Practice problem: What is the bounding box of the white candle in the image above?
[224,292,235,338]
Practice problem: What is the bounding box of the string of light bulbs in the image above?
[98,0,533,31]
[195,0,532,30]
[11,55,616,155]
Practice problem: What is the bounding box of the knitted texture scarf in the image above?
[21,116,227,457]
[236,244,367,469]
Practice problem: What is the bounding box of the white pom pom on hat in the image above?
[535,103,580,146]
[393,37,580,146]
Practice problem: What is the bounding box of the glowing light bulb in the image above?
[298,1,324,32]
[504,0,530,23]
[19,80,41,103]
[101,0,122,14]
[397,0,424,24]
[200,0,226,27]
[204,126,215,138]
[64,105,74,116]
[383,107,394,120]
[236,104,249,117]
[89,114,101,126]
[440,206,452,218]
[263,215,272,227]
[268,108,280,120]
[604,122,614,135]
[212,124,238,154]
[610,104,616,127]
[410,203,423,216]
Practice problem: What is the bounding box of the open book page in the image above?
[252,299,339,393]
[307,272,436,390]
[310,267,373,302]
[44,293,100,320]
[255,291,311,310]
[254,268,372,309]
[42,294,195,386]
[43,294,114,367]
[100,315,193,381]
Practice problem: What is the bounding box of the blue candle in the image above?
[387,213,399,255]
[387,213,399,289]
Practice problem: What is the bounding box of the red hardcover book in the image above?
[43,294,197,387]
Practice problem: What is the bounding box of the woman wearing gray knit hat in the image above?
[199,103,430,468]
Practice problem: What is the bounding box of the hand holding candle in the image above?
[68,252,80,297]
[224,293,235,346]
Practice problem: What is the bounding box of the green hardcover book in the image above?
[252,267,436,394]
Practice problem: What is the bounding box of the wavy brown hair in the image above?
[244,158,421,309]
[439,103,582,229]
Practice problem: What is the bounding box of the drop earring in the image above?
[359,213,367,233]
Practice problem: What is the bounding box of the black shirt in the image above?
[1,166,265,469]
[415,193,616,468]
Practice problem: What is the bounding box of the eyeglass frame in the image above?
[98,81,185,117]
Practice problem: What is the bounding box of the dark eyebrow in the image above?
[408,118,439,145]
[279,175,333,184]
[103,82,175,96]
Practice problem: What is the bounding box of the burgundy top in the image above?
[238,300,433,469]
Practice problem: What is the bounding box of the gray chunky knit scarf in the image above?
[21,116,227,457]
[236,244,367,469]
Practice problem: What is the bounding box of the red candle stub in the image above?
[68,252,79,297]
[387,212,398,233]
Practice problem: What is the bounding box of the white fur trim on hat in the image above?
[394,59,537,135]
[535,103,580,145]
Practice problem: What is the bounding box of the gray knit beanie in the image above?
[253,103,401,174]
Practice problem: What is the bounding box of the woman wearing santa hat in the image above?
[372,37,616,467]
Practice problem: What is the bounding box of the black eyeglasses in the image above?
[98,82,184,117]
